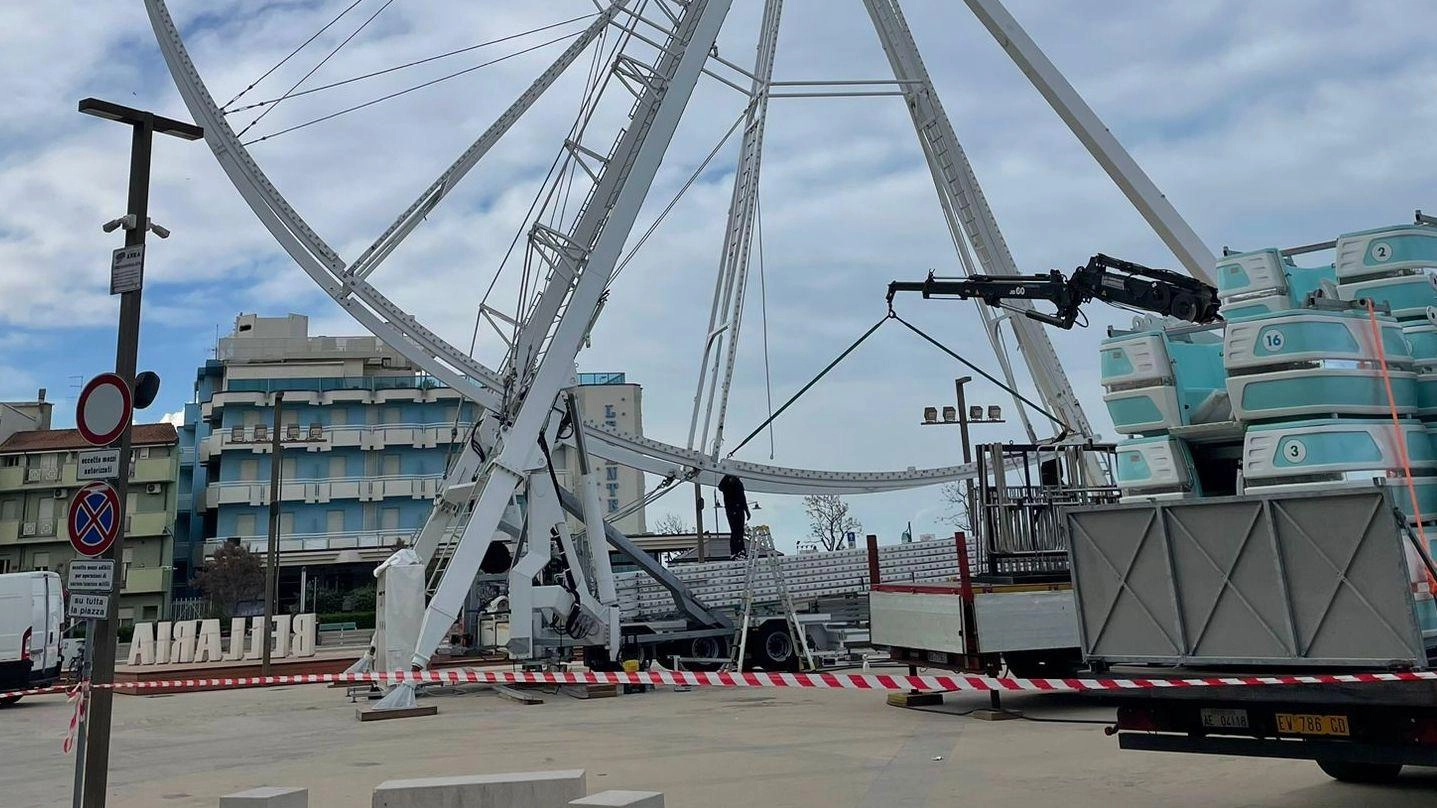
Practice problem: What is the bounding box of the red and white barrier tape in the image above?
[61,680,89,754]
[9,667,1437,701]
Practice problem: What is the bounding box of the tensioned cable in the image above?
[611,108,748,283]
[226,13,598,114]
[888,312,1070,434]
[727,310,1072,458]
[236,0,398,140]
[243,27,584,145]
[221,0,366,110]
[728,315,890,458]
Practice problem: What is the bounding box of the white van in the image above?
[0,571,64,704]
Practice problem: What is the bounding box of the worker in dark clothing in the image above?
[718,474,749,559]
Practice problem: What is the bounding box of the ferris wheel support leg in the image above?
[414,0,733,668]
[864,0,1093,441]
[412,459,526,668]
[960,0,1216,283]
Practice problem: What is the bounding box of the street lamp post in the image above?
[76,98,202,808]
[262,391,285,675]
[921,377,1005,708]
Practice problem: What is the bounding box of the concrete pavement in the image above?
[2,682,1435,807]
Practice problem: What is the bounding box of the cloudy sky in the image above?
[2,0,1435,548]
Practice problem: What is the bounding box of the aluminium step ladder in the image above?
[731,529,815,672]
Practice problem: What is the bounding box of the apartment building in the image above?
[0,423,178,623]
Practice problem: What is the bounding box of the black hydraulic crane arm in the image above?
[887,253,1222,329]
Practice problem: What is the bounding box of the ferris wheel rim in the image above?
[144,0,987,496]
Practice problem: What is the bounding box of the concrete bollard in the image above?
[571,791,664,808]
[219,786,308,808]
[373,770,586,808]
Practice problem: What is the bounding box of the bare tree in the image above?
[939,482,972,531]
[653,512,690,534]
[803,494,861,552]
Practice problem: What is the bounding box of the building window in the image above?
[240,459,259,481]
[381,507,400,531]
[118,607,135,629]
[327,510,345,534]
[123,548,134,579]
[280,513,295,535]
[0,558,11,574]
[0,498,16,521]
[381,454,400,476]
[142,605,158,621]
[329,456,347,479]
[235,513,257,537]
[31,551,49,572]
[1,455,17,467]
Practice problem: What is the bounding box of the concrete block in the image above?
[571,790,664,807]
[373,770,585,808]
[219,786,308,808]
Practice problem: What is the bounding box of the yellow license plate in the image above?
[1276,713,1350,737]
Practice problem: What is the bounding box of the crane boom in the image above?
[888,253,1221,329]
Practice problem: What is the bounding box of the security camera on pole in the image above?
[73,98,202,808]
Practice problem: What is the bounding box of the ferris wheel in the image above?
[146,0,1210,495]
[146,0,1214,663]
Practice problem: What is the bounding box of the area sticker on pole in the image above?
[68,481,121,558]
[76,372,132,447]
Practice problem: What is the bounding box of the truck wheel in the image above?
[0,695,21,707]
[751,622,799,672]
[1316,760,1402,783]
[687,636,729,670]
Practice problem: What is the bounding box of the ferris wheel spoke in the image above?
[687,0,782,460]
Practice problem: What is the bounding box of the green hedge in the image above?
[316,611,375,630]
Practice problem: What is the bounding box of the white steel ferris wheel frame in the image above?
[147,0,1214,665]
[147,0,1211,495]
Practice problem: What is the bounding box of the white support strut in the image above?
[413,0,736,668]
[863,0,1094,443]
[962,0,1216,283]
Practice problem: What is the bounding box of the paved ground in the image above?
[3,681,1436,807]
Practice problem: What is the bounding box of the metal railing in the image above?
[222,374,450,394]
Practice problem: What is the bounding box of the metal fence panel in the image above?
[1066,489,1425,668]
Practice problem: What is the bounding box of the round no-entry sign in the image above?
[76,373,132,447]
[68,481,121,558]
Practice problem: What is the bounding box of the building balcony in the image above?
[205,474,442,507]
[122,566,172,595]
[205,377,462,416]
[203,423,462,457]
[126,512,173,537]
[203,529,418,567]
[131,457,176,483]
[0,458,176,490]
[0,518,59,543]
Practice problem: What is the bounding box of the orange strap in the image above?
[1365,300,1437,593]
